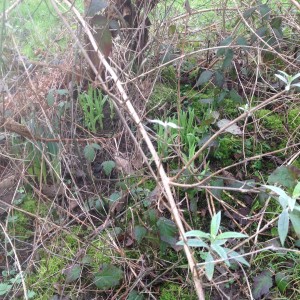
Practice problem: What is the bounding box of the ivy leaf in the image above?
[86,0,108,17]
[278,208,289,246]
[195,70,214,87]
[205,252,215,281]
[252,271,273,299]
[94,264,123,289]
[101,160,116,176]
[134,226,147,244]
[63,264,81,283]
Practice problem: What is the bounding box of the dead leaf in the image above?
[114,155,134,175]
[217,119,242,135]
[41,183,65,198]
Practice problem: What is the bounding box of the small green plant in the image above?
[275,71,300,91]
[177,211,249,280]
[79,86,113,132]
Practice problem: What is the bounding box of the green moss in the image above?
[288,108,300,131]
[147,83,177,115]
[159,283,197,300]
[256,109,285,133]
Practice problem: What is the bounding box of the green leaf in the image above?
[94,264,123,289]
[243,7,256,19]
[214,70,224,88]
[290,209,300,238]
[229,89,243,103]
[177,238,209,248]
[275,272,289,293]
[47,89,55,106]
[264,185,294,210]
[91,143,101,150]
[63,264,81,283]
[252,271,273,299]
[127,290,145,300]
[205,252,215,281]
[195,70,214,87]
[101,160,116,176]
[293,182,300,199]
[210,211,221,238]
[259,4,271,20]
[157,217,178,247]
[278,209,289,246]
[183,230,210,239]
[236,36,248,47]
[270,17,282,30]
[226,249,250,267]
[217,36,233,56]
[268,166,299,190]
[211,244,228,264]
[27,290,36,299]
[216,232,248,240]
[222,49,234,70]
[109,191,121,202]
[134,226,147,244]
[86,0,108,17]
[84,144,97,162]
[56,89,69,96]
[0,283,12,296]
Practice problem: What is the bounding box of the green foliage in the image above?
[94,264,123,289]
[256,109,285,133]
[79,86,114,132]
[84,143,101,162]
[177,212,248,281]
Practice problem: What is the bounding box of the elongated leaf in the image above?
[183,230,210,239]
[94,264,123,289]
[259,4,271,20]
[243,7,256,19]
[216,232,248,240]
[278,209,289,246]
[205,252,215,281]
[290,209,300,238]
[226,249,250,267]
[211,244,228,265]
[275,272,289,293]
[177,238,209,248]
[210,211,221,238]
[293,182,300,199]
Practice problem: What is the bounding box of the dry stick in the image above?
[51,0,205,298]
[171,90,286,182]
[290,0,300,10]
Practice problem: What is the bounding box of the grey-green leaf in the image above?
[134,226,147,244]
[216,232,248,240]
[63,264,81,283]
[205,252,215,281]
[278,209,289,246]
[86,0,108,17]
[184,230,210,239]
[94,264,123,289]
[210,211,221,238]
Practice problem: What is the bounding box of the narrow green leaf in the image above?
[275,272,289,293]
[183,230,210,239]
[205,252,215,281]
[216,232,248,240]
[210,211,221,238]
[226,249,250,267]
[278,209,289,246]
[177,238,209,248]
[290,209,300,238]
[211,244,228,265]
